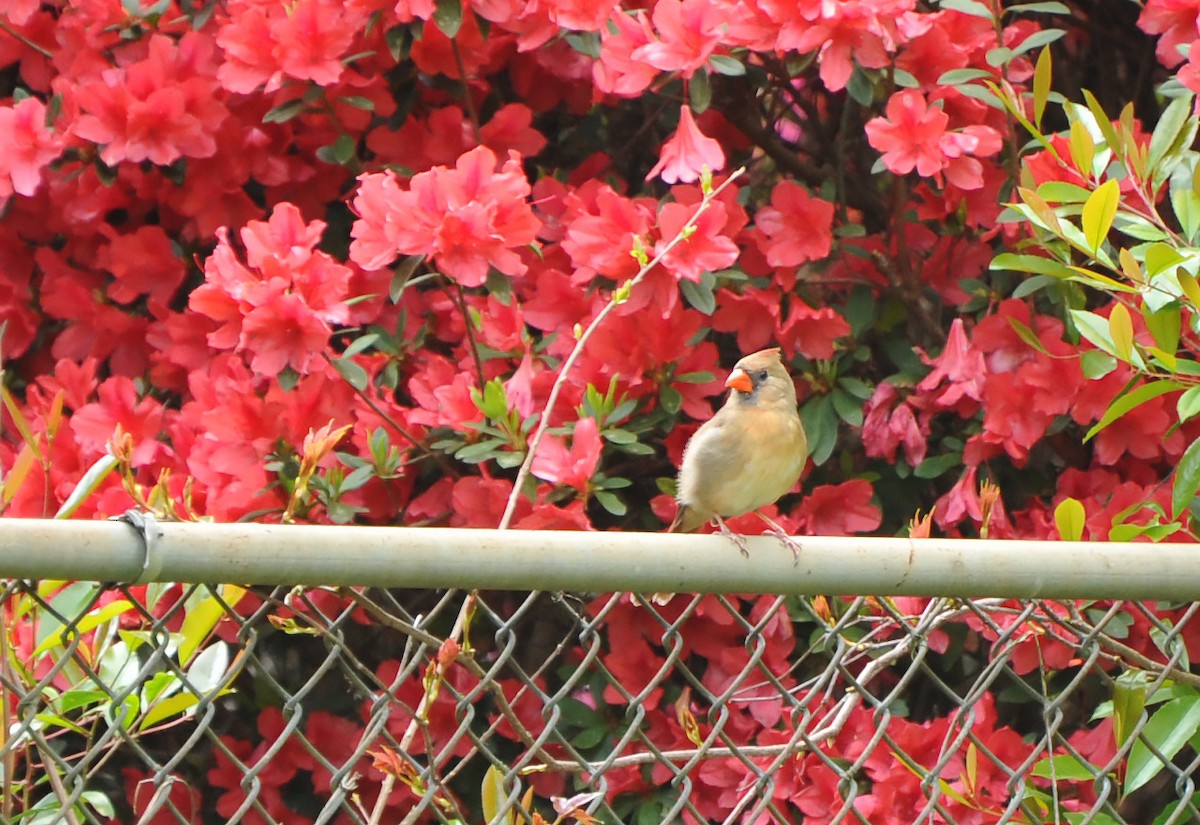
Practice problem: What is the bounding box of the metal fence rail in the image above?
[4,559,1199,825]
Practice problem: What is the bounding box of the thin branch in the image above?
[0,19,53,59]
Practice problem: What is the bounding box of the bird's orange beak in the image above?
[725,367,753,393]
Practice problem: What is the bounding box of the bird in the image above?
[668,347,808,560]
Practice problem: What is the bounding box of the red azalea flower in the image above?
[350,145,540,286]
[646,105,726,184]
[531,415,603,490]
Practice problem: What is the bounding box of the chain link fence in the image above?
[3,574,1199,824]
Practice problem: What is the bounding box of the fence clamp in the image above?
[112,510,164,584]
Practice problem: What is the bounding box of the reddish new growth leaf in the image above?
[350,145,541,286]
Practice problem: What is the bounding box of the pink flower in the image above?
[865,89,950,178]
[349,146,541,287]
[594,11,659,97]
[0,97,63,200]
[632,0,725,77]
[755,181,834,266]
[646,106,725,184]
[865,90,1001,189]
[189,203,353,377]
[216,0,363,93]
[73,33,227,166]
[654,201,739,281]
[531,416,603,491]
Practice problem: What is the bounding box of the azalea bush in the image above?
[4,0,1200,820]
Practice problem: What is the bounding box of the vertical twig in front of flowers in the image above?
[497,166,746,530]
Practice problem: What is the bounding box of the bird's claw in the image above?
[756,513,802,566]
[713,516,751,557]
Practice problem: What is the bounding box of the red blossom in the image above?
[796,480,881,535]
[632,0,726,77]
[865,89,1001,188]
[0,96,62,200]
[646,105,726,184]
[531,415,603,490]
[653,199,739,281]
[190,202,352,377]
[754,180,834,267]
[216,0,364,93]
[594,11,659,96]
[350,146,540,286]
[72,33,228,166]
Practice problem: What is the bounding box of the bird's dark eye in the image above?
[757,369,769,381]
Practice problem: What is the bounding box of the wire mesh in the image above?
[2,577,1197,824]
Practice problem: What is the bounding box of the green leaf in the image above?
[1068,119,1095,178]
[708,55,746,76]
[1029,754,1098,781]
[1172,186,1200,244]
[179,585,245,667]
[1084,379,1184,442]
[800,395,838,466]
[1145,307,1181,362]
[594,490,627,516]
[1009,28,1066,58]
[486,269,512,306]
[937,68,993,86]
[332,356,369,391]
[480,765,514,825]
[1080,350,1117,379]
[1007,316,1049,355]
[1054,497,1085,541]
[659,384,683,415]
[830,387,863,426]
[1172,436,1200,520]
[432,0,462,37]
[679,274,716,314]
[938,0,995,20]
[1127,696,1200,794]
[343,333,380,358]
[688,70,712,114]
[991,252,1073,277]
[914,453,963,480]
[1147,93,1197,183]
[1081,178,1119,253]
[55,453,119,519]
[338,95,375,111]
[1178,386,1200,423]
[1005,2,1070,14]
[1144,243,1185,277]
[1108,302,1134,362]
[1070,309,1117,356]
[330,134,356,164]
[33,598,134,658]
[262,99,306,124]
[1038,181,1094,203]
[1112,670,1149,749]
[1032,47,1050,127]
[1082,89,1121,157]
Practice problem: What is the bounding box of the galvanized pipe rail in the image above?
[0,519,1195,599]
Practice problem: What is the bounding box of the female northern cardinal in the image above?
[668,347,808,558]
